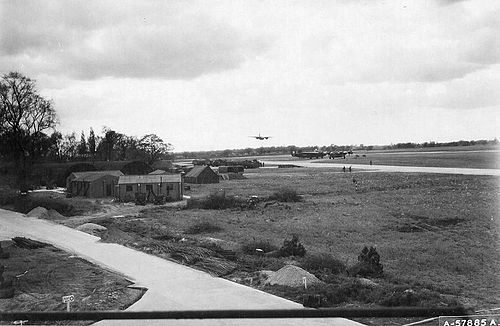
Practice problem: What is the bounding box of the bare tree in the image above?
[0,72,58,183]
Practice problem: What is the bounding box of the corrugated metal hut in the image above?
[149,169,167,175]
[67,171,124,198]
[184,165,219,184]
[116,174,183,202]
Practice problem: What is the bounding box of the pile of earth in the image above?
[26,207,65,220]
[265,265,324,288]
[75,223,108,237]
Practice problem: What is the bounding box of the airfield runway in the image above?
[261,160,500,176]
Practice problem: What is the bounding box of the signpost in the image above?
[62,295,75,312]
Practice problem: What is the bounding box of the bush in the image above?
[270,188,302,202]
[280,234,306,257]
[348,246,383,277]
[241,239,278,255]
[300,253,347,280]
[185,221,223,234]
[187,192,246,210]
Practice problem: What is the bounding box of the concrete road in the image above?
[262,160,500,176]
[0,209,364,326]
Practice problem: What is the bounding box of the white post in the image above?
[303,276,307,289]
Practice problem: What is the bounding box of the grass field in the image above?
[71,167,500,323]
[181,168,500,303]
[316,150,500,169]
[252,145,500,169]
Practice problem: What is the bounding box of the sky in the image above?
[1,0,499,152]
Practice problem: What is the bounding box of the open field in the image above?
[0,239,144,321]
[315,150,500,169]
[217,145,500,169]
[40,166,499,326]
[183,168,500,307]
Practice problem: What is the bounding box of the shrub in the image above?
[280,234,306,257]
[185,221,223,234]
[300,253,347,280]
[348,246,383,277]
[241,239,278,255]
[270,188,302,202]
[187,192,246,210]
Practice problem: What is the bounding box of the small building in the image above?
[116,174,183,202]
[184,165,219,184]
[67,171,124,198]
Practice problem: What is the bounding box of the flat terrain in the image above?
[45,166,500,326]
[183,168,500,306]
[231,145,500,169]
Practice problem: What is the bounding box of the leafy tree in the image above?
[0,72,58,182]
[137,134,172,164]
[59,132,78,160]
[88,128,96,160]
[77,131,88,158]
[98,127,122,161]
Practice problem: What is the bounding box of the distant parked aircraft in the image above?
[291,150,327,159]
[250,133,272,140]
[329,151,347,159]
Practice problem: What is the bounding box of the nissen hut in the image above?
[116,174,183,202]
[184,165,219,184]
[67,171,124,198]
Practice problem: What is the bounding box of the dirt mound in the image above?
[26,207,66,220]
[76,223,108,237]
[46,209,65,220]
[26,207,49,219]
[265,265,323,288]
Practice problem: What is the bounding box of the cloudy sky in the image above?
[1,0,498,152]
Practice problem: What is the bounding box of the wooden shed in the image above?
[184,165,219,184]
[116,174,183,202]
[67,171,124,198]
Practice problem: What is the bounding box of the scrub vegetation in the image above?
[71,168,498,316]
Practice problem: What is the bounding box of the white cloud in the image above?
[2,0,499,151]
[0,1,270,80]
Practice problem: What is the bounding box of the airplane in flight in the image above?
[250,133,272,140]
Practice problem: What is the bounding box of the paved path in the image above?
[0,209,363,326]
[262,160,500,176]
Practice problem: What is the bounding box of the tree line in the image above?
[177,139,498,159]
[0,72,172,184]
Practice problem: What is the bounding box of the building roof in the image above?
[71,170,124,182]
[118,174,182,185]
[149,169,167,175]
[185,165,216,178]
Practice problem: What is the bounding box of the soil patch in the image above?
[0,239,144,323]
